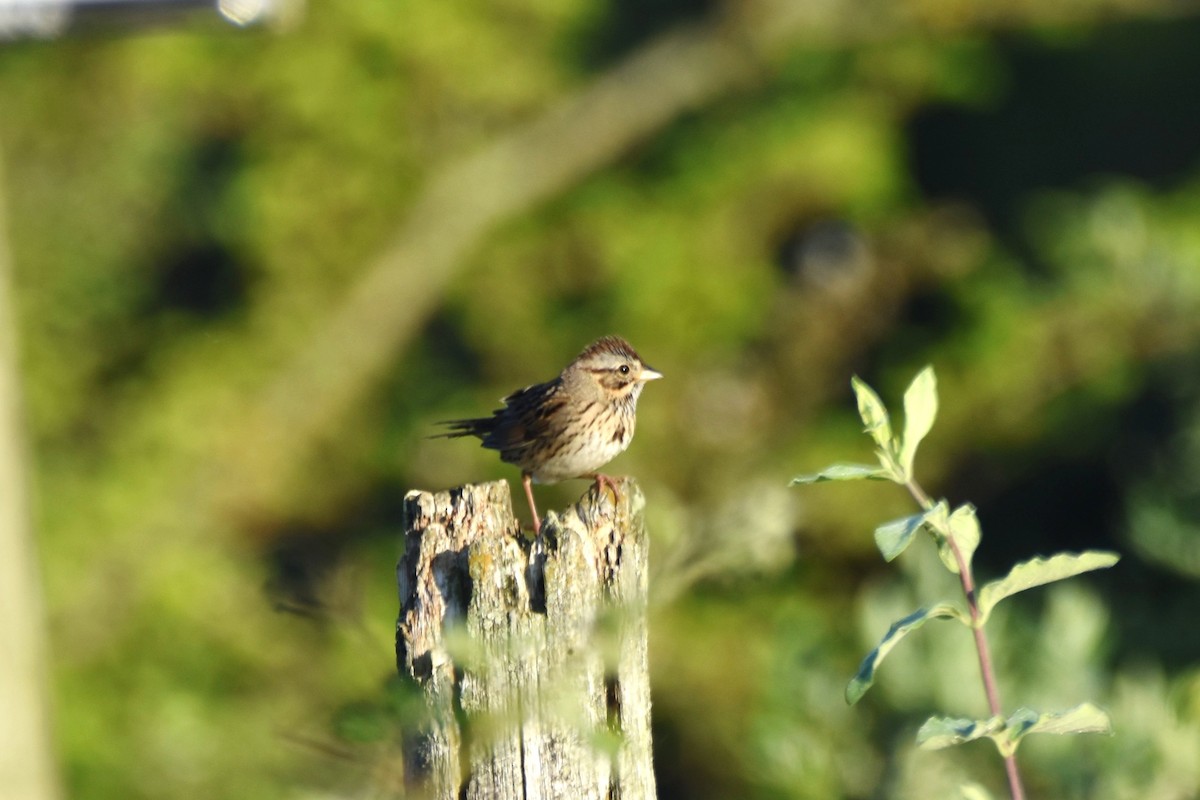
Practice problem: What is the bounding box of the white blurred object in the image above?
[0,0,302,40]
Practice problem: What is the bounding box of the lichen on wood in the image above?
[396,478,655,800]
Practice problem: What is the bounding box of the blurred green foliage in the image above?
[3,1,1200,798]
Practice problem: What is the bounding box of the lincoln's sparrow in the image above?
[437,335,662,532]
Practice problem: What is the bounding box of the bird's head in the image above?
[568,335,662,404]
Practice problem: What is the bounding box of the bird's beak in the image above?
[640,367,663,382]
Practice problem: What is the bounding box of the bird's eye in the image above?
[618,364,631,375]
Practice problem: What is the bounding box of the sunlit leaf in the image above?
[874,513,925,562]
[875,504,942,562]
[917,713,1003,750]
[1002,707,1040,745]
[846,604,966,704]
[920,703,1114,756]
[937,504,981,575]
[790,464,887,485]
[914,501,962,573]
[900,366,937,478]
[1006,703,1113,742]
[851,375,894,452]
[977,551,1120,624]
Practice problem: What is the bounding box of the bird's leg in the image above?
[522,472,542,534]
[590,473,621,502]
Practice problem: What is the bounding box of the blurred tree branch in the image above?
[211,1,815,521]
[0,147,61,800]
[186,0,1185,527]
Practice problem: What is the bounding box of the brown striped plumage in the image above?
[437,335,662,532]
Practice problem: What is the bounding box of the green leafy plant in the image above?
[792,367,1118,800]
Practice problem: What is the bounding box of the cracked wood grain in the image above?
[397,478,654,800]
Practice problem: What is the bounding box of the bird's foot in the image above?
[591,473,621,502]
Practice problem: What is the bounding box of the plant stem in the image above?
[905,479,1027,800]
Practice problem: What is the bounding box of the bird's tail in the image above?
[430,417,496,440]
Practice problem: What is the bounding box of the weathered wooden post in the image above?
[396,478,655,800]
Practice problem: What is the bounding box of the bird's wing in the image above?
[485,377,566,454]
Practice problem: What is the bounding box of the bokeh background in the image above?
[4,0,1200,798]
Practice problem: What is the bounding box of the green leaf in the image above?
[977,551,1120,624]
[919,704,1113,756]
[994,704,1114,756]
[1001,707,1040,746]
[1006,702,1113,741]
[915,501,962,573]
[917,713,1003,750]
[846,604,966,704]
[790,464,887,485]
[900,366,938,477]
[851,375,894,452]
[936,504,982,575]
[875,508,937,562]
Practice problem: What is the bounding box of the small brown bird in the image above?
[437,335,662,533]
